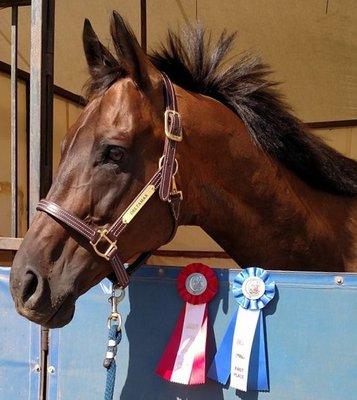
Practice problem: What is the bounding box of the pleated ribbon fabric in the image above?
[156,263,218,385]
[208,267,275,392]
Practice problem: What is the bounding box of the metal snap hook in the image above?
[107,285,125,330]
[111,285,125,303]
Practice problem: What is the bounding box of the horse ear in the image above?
[110,11,158,89]
[82,18,117,76]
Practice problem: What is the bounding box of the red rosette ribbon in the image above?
[156,263,218,385]
[177,263,218,305]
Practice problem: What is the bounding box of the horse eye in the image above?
[105,146,125,163]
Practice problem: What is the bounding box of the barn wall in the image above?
[0,2,140,99]
[0,1,356,266]
[0,72,27,237]
[0,73,83,238]
[0,1,356,122]
[148,0,357,123]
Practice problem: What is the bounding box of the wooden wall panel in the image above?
[52,100,83,173]
[54,0,140,95]
[160,226,223,252]
[197,0,356,122]
[146,0,357,122]
[0,73,27,237]
[315,126,357,159]
[1,1,355,122]
[149,254,239,268]
[52,96,68,172]
[147,0,196,48]
[350,127,357,160]
[16,78,28,236]
[0,1,140,95]
[68,103,83,127]
[0,73,12,237]
[0,7,30,72]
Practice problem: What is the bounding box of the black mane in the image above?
[150,26,357,196]
[89,21,357,196]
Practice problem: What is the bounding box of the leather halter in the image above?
[36,73,183,288]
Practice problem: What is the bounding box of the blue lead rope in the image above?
[103,285,125,400]
[104,324,122,400]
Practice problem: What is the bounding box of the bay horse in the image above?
[10,12,357,328]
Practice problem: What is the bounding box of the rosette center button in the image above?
[185,273,208,296]
[242,277,265,300]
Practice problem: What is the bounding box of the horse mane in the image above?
[150,26,357,196]
[87,20,357,196]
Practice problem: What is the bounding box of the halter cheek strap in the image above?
[36,73,183,288]
[160,73,182,200]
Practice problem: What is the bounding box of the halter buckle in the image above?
[90,228,117,261]
[164,109,182,142]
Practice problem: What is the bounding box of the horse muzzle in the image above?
[10,264,76,328]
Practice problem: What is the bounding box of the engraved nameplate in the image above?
[122,184,156,224]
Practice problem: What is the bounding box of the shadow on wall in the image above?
[121,272,228,400]
[120,269,280,400]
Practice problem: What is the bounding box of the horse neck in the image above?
[178,90,356,272]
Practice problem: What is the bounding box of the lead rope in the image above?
[103,285,125,400]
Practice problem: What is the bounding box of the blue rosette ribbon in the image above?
[208,267,275,392]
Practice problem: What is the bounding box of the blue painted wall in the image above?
[1,266,357,400]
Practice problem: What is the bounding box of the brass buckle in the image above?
[164,109,182,142]
[90,228,117,260]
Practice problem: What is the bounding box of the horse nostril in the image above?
[21,270,39,304]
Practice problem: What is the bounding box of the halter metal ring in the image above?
[159,156,179,176]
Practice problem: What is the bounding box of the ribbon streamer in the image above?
[208,267,275,392]
[156,263,218,385]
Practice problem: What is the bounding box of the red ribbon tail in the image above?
[156,306,186,381]
[189,305,208,384]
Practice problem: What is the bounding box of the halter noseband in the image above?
[36,73,183,288]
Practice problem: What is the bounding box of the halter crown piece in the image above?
[36,73,183,288]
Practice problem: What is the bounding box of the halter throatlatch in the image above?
[36,73,183,288]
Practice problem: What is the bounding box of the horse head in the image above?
[10,12,185,327]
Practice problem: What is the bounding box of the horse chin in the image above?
[16,297,76,329]
[43,302,76,328]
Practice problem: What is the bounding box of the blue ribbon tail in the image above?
[207,310,237,385]
[247,311,269,390]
